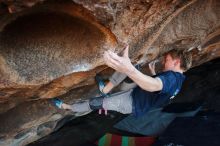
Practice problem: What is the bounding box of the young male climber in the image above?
[53,46,192,117]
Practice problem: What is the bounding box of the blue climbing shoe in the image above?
[52,98,63,109]
[95,74,107,96]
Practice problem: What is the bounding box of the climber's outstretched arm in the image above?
[104,46,163,92]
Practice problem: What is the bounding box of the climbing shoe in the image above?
[52,98,63,109]
[95,74,107,96]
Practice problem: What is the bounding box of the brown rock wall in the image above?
[0,1,116,107]
[0,0,219,145]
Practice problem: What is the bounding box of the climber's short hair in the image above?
[165,49,192,71]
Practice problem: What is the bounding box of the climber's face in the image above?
[163,54,180,71]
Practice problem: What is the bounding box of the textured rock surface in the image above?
[0,0,117,111]
[0,0,219,145]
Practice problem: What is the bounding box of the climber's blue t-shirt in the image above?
[132,71,185,117]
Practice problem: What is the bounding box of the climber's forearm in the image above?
[126,67,162,92]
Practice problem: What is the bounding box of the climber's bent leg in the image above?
[89,89,133,114]
[109,71,128,87]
